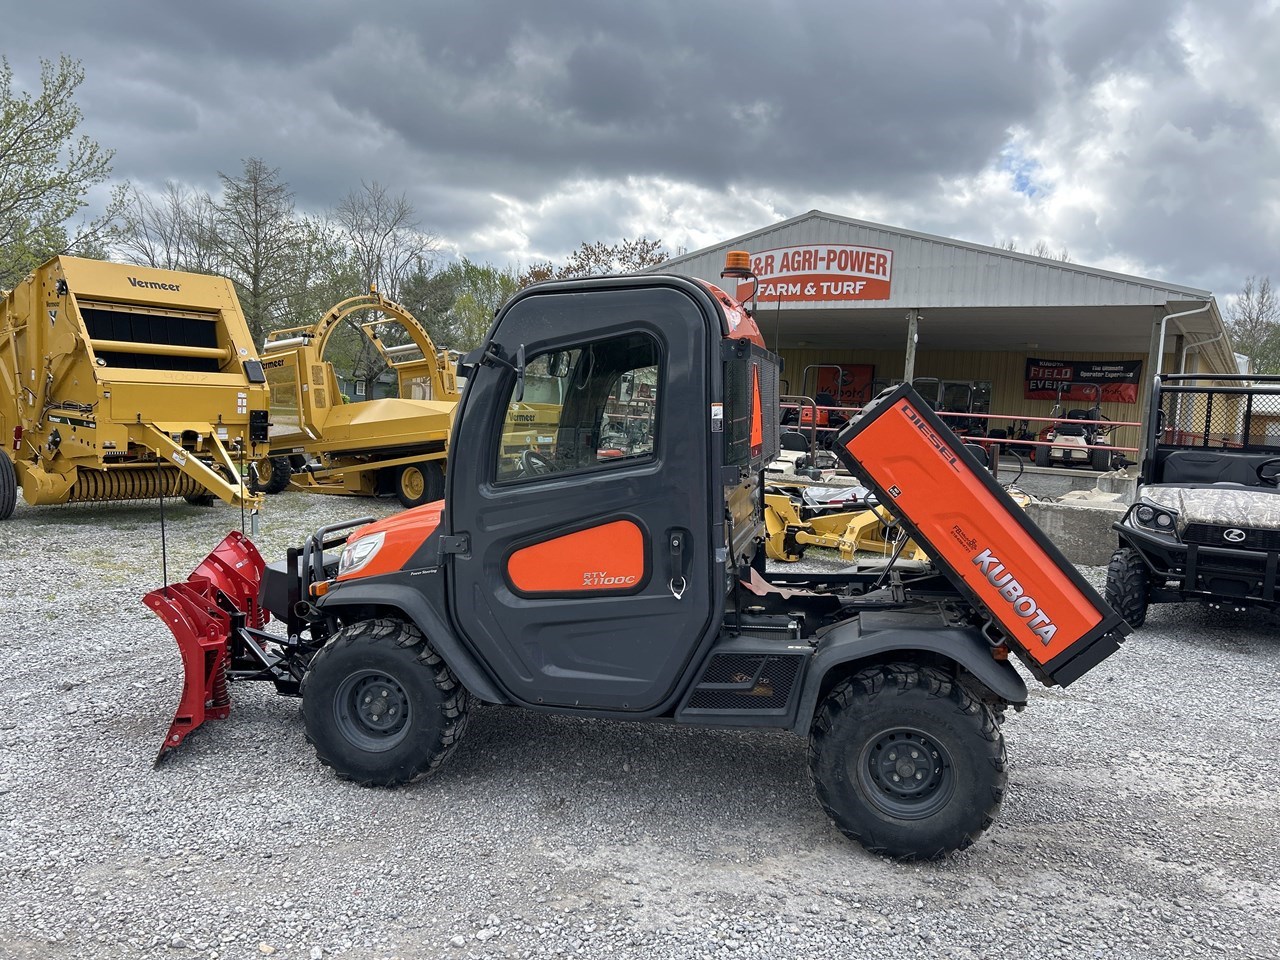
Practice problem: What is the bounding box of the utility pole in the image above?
[904,309,920,382]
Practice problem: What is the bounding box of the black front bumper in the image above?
[1115,521,1280,607]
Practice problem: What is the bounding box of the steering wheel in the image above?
[520,448,556,477]
[1257,458,1280,487]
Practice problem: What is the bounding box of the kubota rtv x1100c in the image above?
[147,256,1128,859]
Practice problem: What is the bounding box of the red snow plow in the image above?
[142,532,268,760]
[144,520,370,761]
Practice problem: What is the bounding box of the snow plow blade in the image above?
[142,531,267,763]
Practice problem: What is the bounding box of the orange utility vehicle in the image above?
[145,254,1128,860]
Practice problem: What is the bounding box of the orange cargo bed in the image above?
[833,384,1129,686]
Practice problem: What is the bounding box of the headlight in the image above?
[338,531,385,576]
[1133,502,1177,533]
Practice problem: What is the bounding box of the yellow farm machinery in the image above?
[763,486,930,563]
[257,289,459,507]
[0,256,270,519]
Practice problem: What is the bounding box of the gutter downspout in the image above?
[1141,301,1212,471]
[1178,329,1228,375]
[1154,301,1210,376]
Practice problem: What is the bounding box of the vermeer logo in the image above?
[128,276,181,292]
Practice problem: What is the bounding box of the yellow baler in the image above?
[0,256,270,518]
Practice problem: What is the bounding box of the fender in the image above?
[317,581,509,705]
[790,611,1027,735]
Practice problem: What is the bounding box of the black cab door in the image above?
[445,278,722,712]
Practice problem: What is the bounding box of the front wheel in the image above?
[1090,447,1113,472]
[302,618,470,786]
[808,663,1006,860]
[1105,546,1150,627]
[251,455,294,495]
[395,461,445,509]
[0,450,16,520]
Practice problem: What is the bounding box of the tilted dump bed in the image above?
[833,383,1129,685]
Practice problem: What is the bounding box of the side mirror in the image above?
[617,371,635,403]
[547,351,572,379]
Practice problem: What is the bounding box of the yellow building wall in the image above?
[778,347,1177,455]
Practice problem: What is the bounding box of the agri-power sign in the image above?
[736,244,893,303]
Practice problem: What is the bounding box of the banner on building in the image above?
[810,363,876,406]
[736,244,893,303]
[1025,358,1143,404]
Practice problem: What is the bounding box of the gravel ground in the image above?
[1,490,1278,960]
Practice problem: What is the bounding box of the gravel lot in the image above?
[1,490,1278,960]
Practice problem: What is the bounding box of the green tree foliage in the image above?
[398,261,467,348]
[519,236,667,287]
[0,55,124,287]
[440,259,520,351]
[1226,275,1280,374]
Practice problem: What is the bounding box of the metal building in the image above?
[659,210,1236,455]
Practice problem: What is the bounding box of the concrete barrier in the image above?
[1024,497,1128,565]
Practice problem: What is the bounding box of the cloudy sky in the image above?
[7,0,1279,295]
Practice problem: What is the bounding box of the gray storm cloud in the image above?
[5,0,1278,292]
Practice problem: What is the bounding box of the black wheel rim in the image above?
[333,670,411,752]
[856,727,955,820]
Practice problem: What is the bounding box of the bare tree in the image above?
[332,182,437,388]
[997,238,1071,262]
[215,158,300,344]
[519,237,667,286]
[1226,275,1280,374]
[333,181,436,301]
[116,181,220,272]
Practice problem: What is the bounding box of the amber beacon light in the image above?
[721,249,753,279]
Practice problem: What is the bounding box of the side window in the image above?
[495,332,662,482]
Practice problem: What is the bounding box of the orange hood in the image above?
[336,500,444,581]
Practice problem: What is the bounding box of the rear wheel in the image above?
[1105,546,1150,627]
[183,491,216,507]
[302,618,470,786]
[808,663,1006,860]
[0,450,16,520]
[251,455,294,494]
[395,461,444,509]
